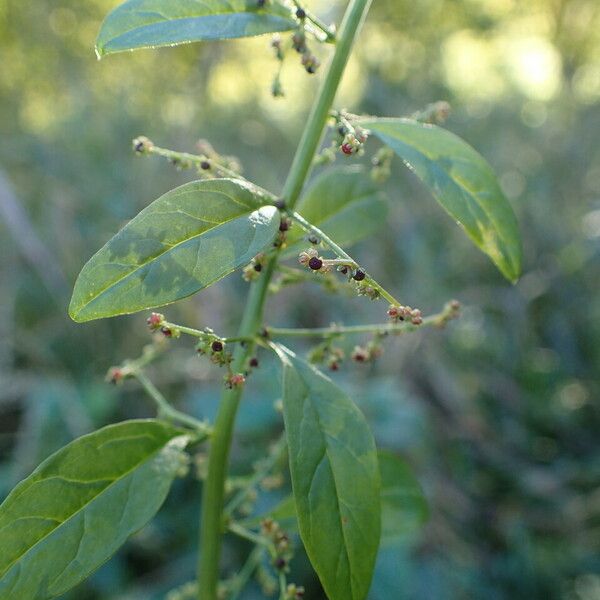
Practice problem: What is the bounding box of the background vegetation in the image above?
[1,0,599,598]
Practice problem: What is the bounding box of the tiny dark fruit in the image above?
[353,269,366,281]
[274,557,287,570]
[308,235,320,244]
[254,263,263,272]
[211,340,224,353]
[279,219,290,232]
[308,257,323,271]
[339,266,349,275]
[296,7,306,19]
[200,160,211,170]
[274,198,286,210]
[249,357,259,368]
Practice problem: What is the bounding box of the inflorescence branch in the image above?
[266,300,460,339]
[132,136,247,181]
[290,210,405,307]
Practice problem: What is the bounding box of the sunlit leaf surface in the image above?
[361,118,522,282]
[69,178,280,322]
[286,166,388,254]
[0,420,188,600]
[275,345,380,600]
[96,0,298,57]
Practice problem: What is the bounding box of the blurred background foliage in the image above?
[1,0,599,598]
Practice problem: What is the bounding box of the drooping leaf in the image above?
[285,166,388,254]
[378,451,428,546]
[69,179,280,322]
[274,345,380,600]
[360,118,522,282]
[246,451,428,546]
[96,0,298,57]
[0,420,188,600]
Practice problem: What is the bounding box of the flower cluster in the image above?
[243,253,266,281]
[308,341,345,371]
[261,518,293,573]
[224,373,246,389]
[284,583,306,599]
[388,304,423,325]
[351,338,384,364]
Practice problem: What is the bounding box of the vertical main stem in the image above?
[197,2,372,598]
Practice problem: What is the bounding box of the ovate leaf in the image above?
[360,118,522,282]
[286,166,388,254]
[274,345,380,600]
[69,179,280,322]
[245,451,428,546]
[378,451,428,546]
[96,0,298,57]
[0,420,188,600]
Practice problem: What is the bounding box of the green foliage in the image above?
[378,451,428,546]
[69,179,280,322]
[286,165,388,253]
[96,0,298,57]
[0,420,188,600]
[361,118,522,282]
[248,450,429,546]
[274,344,381,600]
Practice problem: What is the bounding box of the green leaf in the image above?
[285,166,388,254]
[246,451,428,546]
[69,178,280,322]
[274,345,380,600]
[0,420,188,600]
[360,118,522,282]
[378,451,428,546]
[96,0,298,57]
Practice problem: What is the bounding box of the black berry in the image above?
[279,219,290,232]
[308,257,323,271]
[200,160,211,170]
[249,357,259,368]
[253,263,263,272]
[211,340,224,353]
[296,7,306,19]
[352,269,366,281]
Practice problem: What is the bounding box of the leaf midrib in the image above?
[100,4,295,48]
[290,362,358,600]
[0,434,177,579]
[72,202,258,317]
[371,124,514,250]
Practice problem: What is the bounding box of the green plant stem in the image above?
[133,370,211,434]
[197,3,372,599]
[267,309,454,338]
[282,0,373,212]
[161,320,253,344]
